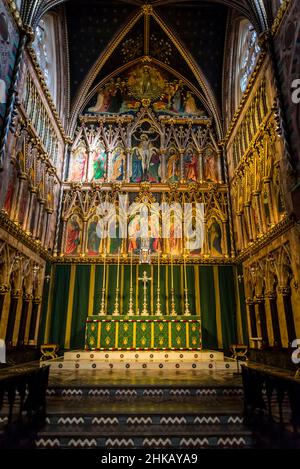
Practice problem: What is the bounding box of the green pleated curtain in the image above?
[39,263,248,352]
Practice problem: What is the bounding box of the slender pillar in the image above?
[5,291,21,347]
[279,286,296,346]
[266,292,282,349]
[253,192,264,235]
[0,285,9,323]
[28,299,41,344]
[17,294,32,347]
[246,298,258,339]
[12,176,25,222]
[126,148,131,182]
[198,150,203,182]
[256,295,269,348]
[263,178,275,226]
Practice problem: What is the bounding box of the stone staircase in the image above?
[34,374,253,449]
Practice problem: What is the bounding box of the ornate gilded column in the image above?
[217,149,222,183]
[198,150,204,182]
[244,203,254,241]
[179,149,185,182]
[25,188,37,235]
[278,286,296,346]
[36,199,46,240]
[126,147,131,182]
[12,173,27,223]
[61,217,68,255]
[236,212,244,250]
[221,221,228,256]
[262,176,275,226]
[81,219,88,255]
[266,291,282,349]
[252,191,264,235]
[42,209,53,247]
[106,149,112,182]
[160,148,166,182]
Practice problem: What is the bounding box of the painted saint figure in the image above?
[208,219,222,256]
[166,148,180,182]
[91,145,106,181]
[204,146,218,182]
[66,216,81,255]
[69,143,87,182]
[111,148,126,181]
[148,150,161,183]
[184,150,198,182]
[87,218,100,255]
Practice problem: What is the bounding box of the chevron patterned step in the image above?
[44,413,244,426]
[46,386,243,398]
[35,425,252,449]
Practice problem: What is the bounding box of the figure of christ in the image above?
[133,131,160,180]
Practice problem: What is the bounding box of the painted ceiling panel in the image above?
[66,0,136,99]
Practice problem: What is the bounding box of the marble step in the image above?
[49,359,234,371]
[64,350,225,361]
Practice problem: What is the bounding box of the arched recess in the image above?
[79,57,214,120]
[65,6,223,138]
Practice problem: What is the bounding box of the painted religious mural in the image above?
[68,64,220,186]
[0,1,19,129]
[85,64,206,118]
[61,185,229,259]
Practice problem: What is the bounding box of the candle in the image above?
[102,245,106,290]
[184,248,187,289]
[130,249,133,288]
[171,252,174,289]
[158,250,160,288]
[116,247,120,289]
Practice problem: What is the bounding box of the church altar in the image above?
[85,317,202,351]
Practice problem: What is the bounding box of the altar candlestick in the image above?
[99,246,106,316]
[183,246,190,316]
[128,249,134,316]
[113,247,120,316]
[156,251,161,316]
[170,252,176,316]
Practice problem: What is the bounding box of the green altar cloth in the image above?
[85,316,202,351]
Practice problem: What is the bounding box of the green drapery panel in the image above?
[39,263,248,352]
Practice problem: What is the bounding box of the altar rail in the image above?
[241,364,300,434]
